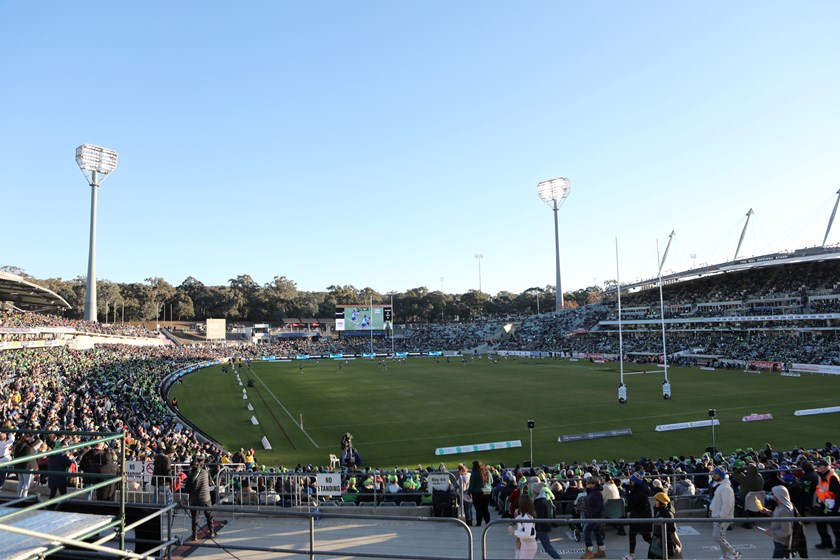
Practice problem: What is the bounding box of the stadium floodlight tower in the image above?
[537,177,571,311]
[75,144,118,322]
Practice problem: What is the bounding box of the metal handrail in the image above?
[178,505,474,560]
[479,513,823,560]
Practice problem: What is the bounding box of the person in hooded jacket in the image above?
[530,479,562,559]
[759,485,794,558]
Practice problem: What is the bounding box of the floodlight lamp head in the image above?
[76,144,118,185]
[537,177,571,207]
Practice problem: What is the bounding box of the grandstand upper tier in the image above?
[0,270,70,312]
[623,244,840,294]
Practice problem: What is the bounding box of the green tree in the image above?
[173,291,195,320]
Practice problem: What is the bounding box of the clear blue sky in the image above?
[3,1,840,296]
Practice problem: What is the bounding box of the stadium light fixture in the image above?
[537,177,571,311]
[76,144,118,322]
[474,254,484,293]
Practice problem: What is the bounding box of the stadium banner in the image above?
[435,440,522,456]
[395,352,408,358]
[655,419,719,432]
[748,360,782,371]
[295,355,310,360]
[790,363,840,376]
[250,415,259,425]
[427,351,443,357]
[0,327,75,334]
[261,436,272,450]
[558,429,632,443]
[793,406,840,416]
[1,339,68,351]
[316,473,342,497]
[742,413,773,422]
[329,353,344,359]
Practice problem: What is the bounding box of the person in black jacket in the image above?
[649,492,680,559]
[625,472,652,560]
[186,456,216,541]
[581,476,606,559]
[152,446,175,504]
[79,441,106,501]
[530,479,562,559]
[97,451,120,501]
[47,443,74,504]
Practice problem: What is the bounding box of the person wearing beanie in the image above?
[647,492,680,559]
[580,476,606,559]
[794,460,819,517]
[759,485,794,558]
[709,466,741,560]
[814,458,840,552]
[385,474,401,494]
[622,472,652,560]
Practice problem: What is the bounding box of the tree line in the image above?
[2,266,607,324]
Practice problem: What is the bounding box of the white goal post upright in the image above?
[657,231,675,398]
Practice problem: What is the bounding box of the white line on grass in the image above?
[247,365,321,449]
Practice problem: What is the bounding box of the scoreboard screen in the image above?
[335,305,392,331]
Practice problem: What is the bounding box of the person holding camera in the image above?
[186,456,216,541]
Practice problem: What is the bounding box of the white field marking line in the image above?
[247,364,321,449]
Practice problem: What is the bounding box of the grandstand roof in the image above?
[623,244,840,293]
[0,271,71,312]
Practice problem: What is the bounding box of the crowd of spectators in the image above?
[0,344,225,484]
[0,287,838,503]
[1,310,160,338]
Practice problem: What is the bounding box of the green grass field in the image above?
[169,357,839,468]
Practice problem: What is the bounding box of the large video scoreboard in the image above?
[335,304,392,331]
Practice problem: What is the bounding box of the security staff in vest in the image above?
[186,455,216,541]
[814,458,840,553]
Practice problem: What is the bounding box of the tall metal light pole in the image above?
[76,144,118,322]
[474,254,484,292]
[537,178,571,311]
[527,420,535,466]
